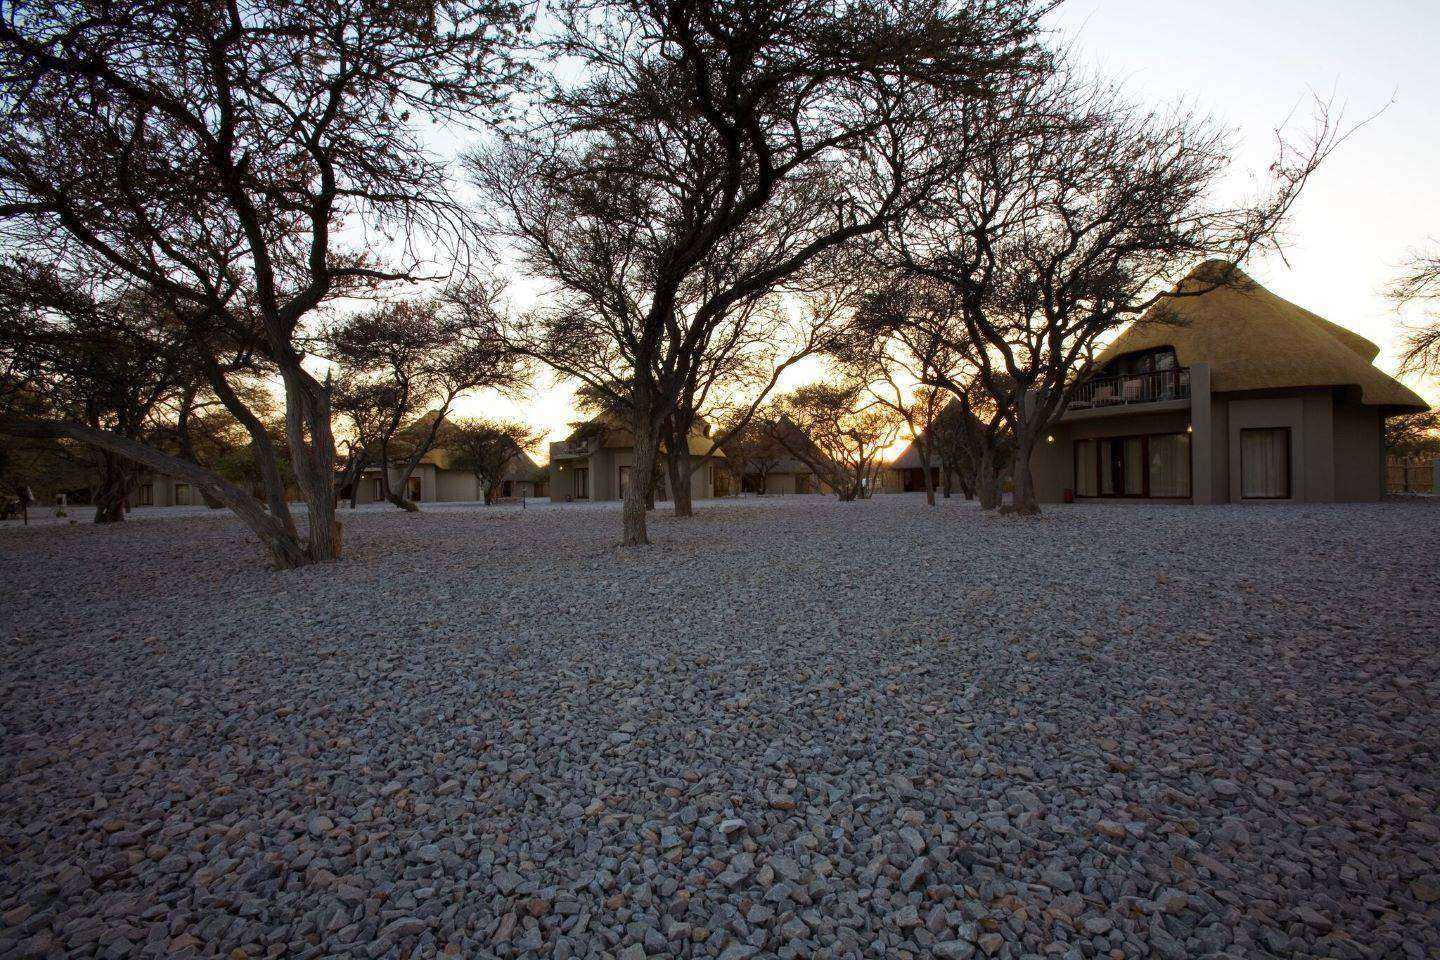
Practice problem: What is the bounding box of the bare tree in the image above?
[847,276,1013,508]
[721,406,788,495]
[773,381,903,501]
[1388,248,1440,378]
[1385,408,1440,459]
[0,260,189,522]
[835,286,970,506]
[326,296,523,511]
[446,418,542,504]
[881,69,1350,514]
[0,1,531,566]
[474,0,1047,545]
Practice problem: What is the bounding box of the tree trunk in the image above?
[1012,433,1041,516]
[93,451,134,523]
[204,360,298,539]
[624,404,659,546]
[175,392,225,509]
[280,368,342,562]
[667,443,693,518]
[919,442,936,507]
[977,448,1001,511]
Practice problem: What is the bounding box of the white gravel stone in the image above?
[1,494,1438,959]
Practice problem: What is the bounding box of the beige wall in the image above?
[1225,392,1340,502]
[762,471,799,495]
[548,447,718,502]
[1333,395,1384,501]
[436,469,481,502]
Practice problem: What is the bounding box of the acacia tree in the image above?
[835,286,970,506]
[1388,249,1440,378]
[0,260,190,522]
[773,381,903,501]
[476,0,1046,546]
[0,1,531,566]
[881,70,1346,514]
[847,276,1013,507]
[721,406,788,494]
[326,296,522,511]
[446,418,542,503]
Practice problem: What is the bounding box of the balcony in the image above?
[551,438,595,460]
[1067,367,1191,413]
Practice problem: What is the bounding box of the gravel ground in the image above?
[1,495,1437,960]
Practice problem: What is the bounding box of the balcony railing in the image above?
[1069,367,1190,409]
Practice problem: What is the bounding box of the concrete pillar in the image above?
[1189,362,1215,503]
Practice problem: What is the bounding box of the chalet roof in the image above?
[561,416,726,458]
[1097,262,1427,412]
[396,412,544,473]
[888,441,927,470]
[501,449,542,482]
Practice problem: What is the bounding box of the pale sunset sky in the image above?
[448,0,1440,452]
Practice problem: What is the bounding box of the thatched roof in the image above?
[501,449,542,482]
[395,412,544,472]
[1096,262,1427,412]
[889,441,927,470]
[563,415,726,458]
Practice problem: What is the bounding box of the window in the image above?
[1097,439,1116,495]
[1075,441,1098,497]
[1148,433,1191,498]
[1104,346,1178,377]
[1122,438,1144,495]
[1076,431,1191,499]
[1241,428,1290,499]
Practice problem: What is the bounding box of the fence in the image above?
[1387,457,1437,494]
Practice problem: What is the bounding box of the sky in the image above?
[450,0,1440,449]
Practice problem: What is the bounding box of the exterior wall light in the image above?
[1046,434,1055,443]
[1186,424,1194,433]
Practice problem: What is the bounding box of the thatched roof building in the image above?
[1098,261,1426,412]
[1029,262,1426,504]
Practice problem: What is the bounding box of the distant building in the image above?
[347,412,546,503]
[880,439,947,494]
[548,417,724,502]
[353,446,544,503]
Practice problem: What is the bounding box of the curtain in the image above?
[1123,438,1144,495]
[1075,440,1098,496]
[1149,434,1191,497]
[1242,429,1289,498]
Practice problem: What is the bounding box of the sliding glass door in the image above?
[1148,434,1191,497]
[1076,432,1191,499]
